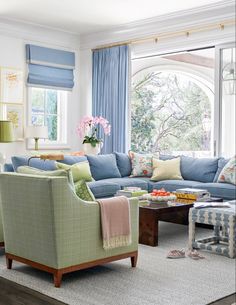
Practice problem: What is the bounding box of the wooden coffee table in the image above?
[139,202,193,246]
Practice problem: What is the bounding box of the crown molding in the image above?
[0,17,80,50]
[80,0,235,50]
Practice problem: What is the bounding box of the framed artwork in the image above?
[3,104,24,141]
[0,67,24,104]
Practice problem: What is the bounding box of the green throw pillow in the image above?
[17,166,74,190]
[55,161,93,182]
[74,180,95,201]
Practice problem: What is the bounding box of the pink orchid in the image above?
[76,116,111,143]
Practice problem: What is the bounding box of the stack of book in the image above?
[174,188,211,202]
[116,187,148,198]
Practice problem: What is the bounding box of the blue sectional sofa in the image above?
[4,153,236,200]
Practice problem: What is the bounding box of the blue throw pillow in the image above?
[114,152,131,177]
[213,157,230,182]
[87,154,121,180]
[180,156,219,183]
[11,156,57,171]
[57,155,87,165]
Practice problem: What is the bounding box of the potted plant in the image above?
[77,116,111,154]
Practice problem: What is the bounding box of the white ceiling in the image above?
[0,0,224,34]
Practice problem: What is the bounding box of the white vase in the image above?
[82,143,101,155]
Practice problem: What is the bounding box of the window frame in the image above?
[215,42,235,157]
[27,86,69,150]
[131,43,235,158]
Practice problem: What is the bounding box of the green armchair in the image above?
[0,173,139,287]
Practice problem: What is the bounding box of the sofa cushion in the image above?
[4,163,14,172]
[217,156,235,185]
[87,180,120,198]
[151,157,183,181]
[87,154,121,180]
[213,157,229,182]
[56,161,93,182]
[180,156,218,183]
[100,177,149,190]
[74,180,95,201]
[194,183,236,200]
[114,152,132,177]
[147,179,203,192]
[57,155,87,165]
[12,156,57,171]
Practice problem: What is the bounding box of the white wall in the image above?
[0,20,81,162]
[79,1,235,115]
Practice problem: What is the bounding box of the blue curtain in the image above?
[92,45,129,153]
[26,44,75,90]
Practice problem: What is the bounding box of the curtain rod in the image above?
[132,45,215,61]
[92,19,235,51]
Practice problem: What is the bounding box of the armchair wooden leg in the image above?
[53,271,62,288]
[6,256,12,269]
[131,251,138,267]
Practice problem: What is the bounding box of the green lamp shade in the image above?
[0,121,14,142]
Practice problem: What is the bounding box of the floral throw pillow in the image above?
[129,151,159,177]
[217,156,236,185]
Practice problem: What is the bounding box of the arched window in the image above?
[131,69,214,157]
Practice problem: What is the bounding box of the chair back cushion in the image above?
[12,156,56,171]
[180,156,218,182]
[213,157,230,182]
[56,161,93,182]
[87,154,121,180]
[114,152,132,177]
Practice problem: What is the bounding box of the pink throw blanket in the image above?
[97,196,131,250]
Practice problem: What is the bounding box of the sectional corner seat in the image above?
[4,153,236,201]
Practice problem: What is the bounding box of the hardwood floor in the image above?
[0,276,235,305]
[208,293,236,305]
[0,277,67,305]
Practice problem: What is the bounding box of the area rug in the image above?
[0,222,235,305]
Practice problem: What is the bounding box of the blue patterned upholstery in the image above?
[189,203,236,258]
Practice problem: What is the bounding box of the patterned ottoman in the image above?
[189,202,236,258]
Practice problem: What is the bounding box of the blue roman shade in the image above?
[26,44,75,90]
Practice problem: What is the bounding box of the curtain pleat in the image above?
[92,45,129,153]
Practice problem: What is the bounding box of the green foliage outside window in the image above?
[31,88,58,141]
[131,71,212,154]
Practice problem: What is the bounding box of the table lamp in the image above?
[0,120,14,171]
[25,125,48,150]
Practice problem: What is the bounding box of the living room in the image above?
[0,0,235,304]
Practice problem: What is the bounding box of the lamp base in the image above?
[0,152,6,172]
[34,138,39,150]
